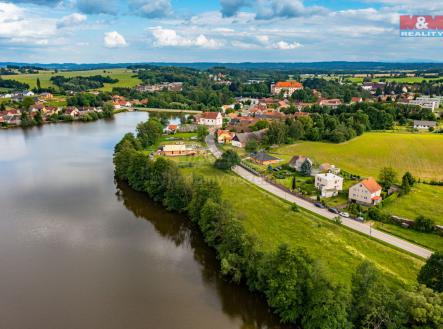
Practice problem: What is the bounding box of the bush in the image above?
[414,215,435,233]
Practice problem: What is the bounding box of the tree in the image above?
[291,176,296,190]
[215,150,241,170]
[197,125,209,142]
[401,175,411,195]
[351,261,406,328]
[300,159,312,176]
[378,167,397,190]
[258,245,313,323]
[136,118,163,148]
[402,172,416,187]
[418,252,443,292]
[245,139,258,153]
[414,215,435,233]
[401,285,443,328]
[36,78,41,91]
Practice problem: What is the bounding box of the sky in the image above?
[0,0,443,63]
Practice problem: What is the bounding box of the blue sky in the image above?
[0,0,442,63]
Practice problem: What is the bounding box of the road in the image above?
[206,134,433,259]
[122,106,202,114]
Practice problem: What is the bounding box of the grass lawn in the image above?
[273,132,443,181]
[179,157,424,288]
[382,184,443,225]
[1,68,141,92]
[346,77,441,84]
[372,222,443,252]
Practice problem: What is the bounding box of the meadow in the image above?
[382,183,443,226]
[272,132,443,181]
[1,68,141,91]
[179,156,424,288]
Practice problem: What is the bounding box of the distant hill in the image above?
[1,61,443,73]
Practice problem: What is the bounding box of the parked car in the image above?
[314,202,326,209]
[328,207,339,214]
[355,216,365,222]
[339,212,350,218]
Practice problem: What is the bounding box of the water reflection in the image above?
[116,180,293,329]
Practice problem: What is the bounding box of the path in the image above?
[206,134,433,259]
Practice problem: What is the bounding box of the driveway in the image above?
[206,133,432,259]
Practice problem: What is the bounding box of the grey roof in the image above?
[234,129,267,144]
[413,120,436,127]
[251,151,279,162]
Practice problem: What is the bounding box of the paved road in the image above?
[206,134,433,259]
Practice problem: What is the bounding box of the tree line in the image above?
[113,127,442,329]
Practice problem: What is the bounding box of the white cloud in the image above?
[151,27,223,49]
[57,13,87,29]
[129,0,172,18]
[271,40,302,50]
[104,31,127,48]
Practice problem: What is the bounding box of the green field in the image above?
[373,221,443,252]
[180,157,424,287]
[1,68,141,91]
[273,132,443,180]
[347,76,441,84]
[382,184,443,225]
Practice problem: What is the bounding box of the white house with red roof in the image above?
[271,81,303,97]
[349,178,382,206]
[319,99,342,108]
[197,112,223,127]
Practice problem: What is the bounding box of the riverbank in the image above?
[113,126,441,328]
[126,106,202,114]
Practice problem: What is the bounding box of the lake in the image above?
[0,112,288,329]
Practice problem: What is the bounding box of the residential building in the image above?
[231,129,267,148]
[160,144,197,157]
[315,173,344,198]
[217,130,235,144]
[409,97,441,112]
[249,152,280,166]
[136,82,183,93]
[271,81,303,97]
[319,99,342,108]
[351,97,363,104]
[413,120,437,130]
[65,107,79,117]
[288,155,313,172]
[349,178,382,206]
[39,92,53,100]
[197,112,223,127]
[163,124,179,134]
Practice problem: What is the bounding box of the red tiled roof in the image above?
[202,112,220,119]
[372,196,382,200]
[362,178,382,193]
[275,81,303,88]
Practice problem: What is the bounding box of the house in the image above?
[413,120,437,130]
[408,97,440,112]
[351,97,363,104]
[4,114,21,126]
[197,112,223,127]
[231,129,267,148]
[249,152,280,166]
[217,130,235,144]
[160,144,197,157]
[288,155,313,172]
[31,103,45,113]
[315,173,344,198]
[271,81,303,97]
[349,178,382,206]
[65,107,79,117]
[164,124,179,134]
[319,99,342,108]
[44,106,58,116]
[39,92,53,100]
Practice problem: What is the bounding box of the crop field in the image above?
[273,132,443,181]
[179,157,424,288]
[1,68,141,91]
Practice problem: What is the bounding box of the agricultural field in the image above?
[272,132,443,181]
[346,76,441,84]
[0,68,141,91]
[179,157,424,288]
[382,184,443,225]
